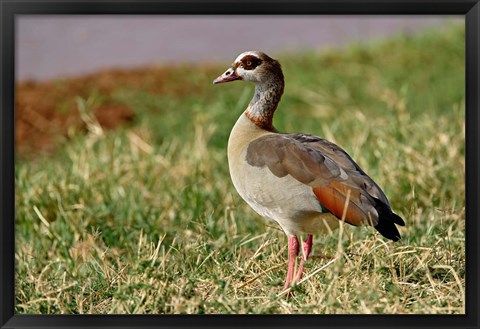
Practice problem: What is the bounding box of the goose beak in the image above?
[213,66,241,84]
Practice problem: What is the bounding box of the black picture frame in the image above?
[1,1,479,328]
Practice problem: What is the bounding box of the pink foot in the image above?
[283,235,299,290]
[295,234,313,282]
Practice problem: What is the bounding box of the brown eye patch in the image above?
[240,55,263,70]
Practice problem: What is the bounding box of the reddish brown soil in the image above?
[16,63,220,158]
[15,65,215,156]
[16,76,131,155]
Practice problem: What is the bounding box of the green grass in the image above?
[15,24,465,314]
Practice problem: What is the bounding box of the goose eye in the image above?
[242,56,262,70]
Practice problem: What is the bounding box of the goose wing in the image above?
[246,133,405,241]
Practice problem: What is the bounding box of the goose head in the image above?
[213,51,284,85]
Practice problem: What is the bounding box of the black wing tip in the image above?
[372,198,405,241]
[391,212,406,226]
[374,220,402,242]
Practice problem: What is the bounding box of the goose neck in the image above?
[245,80,284,131]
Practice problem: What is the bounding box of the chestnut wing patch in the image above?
[313,182,372,226]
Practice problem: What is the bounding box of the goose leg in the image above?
[295,234,313,282]
[284,235,299,289]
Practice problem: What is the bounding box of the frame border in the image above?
[1,1,479,328]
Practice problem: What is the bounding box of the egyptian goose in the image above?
[213,51,405,289]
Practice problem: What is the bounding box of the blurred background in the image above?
[16,15,463,155]
[17,16,461,82]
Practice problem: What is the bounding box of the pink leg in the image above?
[295,234,313,282]
[283,235,299,289]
